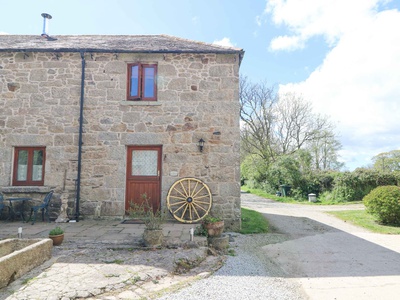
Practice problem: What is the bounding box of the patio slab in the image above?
[0,219,202,246]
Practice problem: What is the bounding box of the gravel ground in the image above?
[158,233,306,300]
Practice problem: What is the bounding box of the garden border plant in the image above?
[363,185,400,225]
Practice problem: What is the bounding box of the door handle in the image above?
[158,170,160,177]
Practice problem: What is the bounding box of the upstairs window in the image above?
[13,147,46,186]
[127,63,157,101]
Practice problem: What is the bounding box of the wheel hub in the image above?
[186,197,193,203]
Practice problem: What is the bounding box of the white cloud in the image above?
[0,32,9,35]
[266,0,381,51]
[271,2,400,169]
[269,35,305,51]
[213,37,234,48]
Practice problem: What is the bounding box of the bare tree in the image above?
[240,77,339,167]
[308,130,344,170]
[240,76,277,164]
[273,92,334,154]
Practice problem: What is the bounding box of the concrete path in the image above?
[242,193,400,300]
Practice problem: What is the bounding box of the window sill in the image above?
[1,186,52,194]
[120,101,161,106]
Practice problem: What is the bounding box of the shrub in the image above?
[128,193,166,230]
[333,169,399,201]
[240,154,268,188]
[49,226,64,236]
[363,185,400,225]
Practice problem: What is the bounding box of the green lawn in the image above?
[241,186,299,203]
[241,185,363,205]
[240,207,269,234]
[327,210,400,234]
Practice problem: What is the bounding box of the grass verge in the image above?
[240,207,269,234]
[241,185,363,205]
[327,210,400,234]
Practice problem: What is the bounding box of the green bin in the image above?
[280,184,291,197]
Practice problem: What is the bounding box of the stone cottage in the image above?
[0,34,244,230]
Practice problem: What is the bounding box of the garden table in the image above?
[7,197,32,222]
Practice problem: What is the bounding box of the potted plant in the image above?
[49,226,64,246]
[128,194,166,247]
[202,215,224,237]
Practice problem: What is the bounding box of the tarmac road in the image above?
[241,193,400,300]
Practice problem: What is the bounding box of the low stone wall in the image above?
[0,238,53,288]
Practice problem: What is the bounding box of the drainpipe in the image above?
[75,51,86,222]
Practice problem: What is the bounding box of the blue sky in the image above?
[1,0,400,170]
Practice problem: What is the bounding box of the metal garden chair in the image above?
[28,190,54,225]
[0,193,11,220]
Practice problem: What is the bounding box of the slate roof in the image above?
[0,34,244,57]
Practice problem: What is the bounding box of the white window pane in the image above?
[32,165,43,181]
[132,150,158,176]
[17,165,27,181]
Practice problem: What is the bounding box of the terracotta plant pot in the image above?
[204,220,224,237]
[49,234,64,246]
[143,229,163,247]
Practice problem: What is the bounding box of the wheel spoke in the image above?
[169,200,187,206]
[179,181,189,197]
[192,204,201,219]
[192,200,211,206]
[190,181,199,197]
[193,194,211,200]
[192,185,205,198]
[173,187,187,199]
[180,203,189,220]
[168,195,187,201]
[192,202,207,212]
[173,202,187,214]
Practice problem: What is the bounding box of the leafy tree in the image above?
[372,150,400,172]
[265,155,302,190]
[240,154,268,188]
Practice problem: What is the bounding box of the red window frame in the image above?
[13,147,46,186]
[127,63,157,101]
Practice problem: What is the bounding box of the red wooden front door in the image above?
[125,145,162,213]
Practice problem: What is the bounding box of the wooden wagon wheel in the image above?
[167,177,212,223]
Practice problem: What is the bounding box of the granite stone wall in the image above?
[0,51,241,230]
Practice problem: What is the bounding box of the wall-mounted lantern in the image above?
[198,138,205,152]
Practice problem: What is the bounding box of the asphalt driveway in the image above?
[242,192,400,300]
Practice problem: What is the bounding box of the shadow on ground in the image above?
[260,212,400,278]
